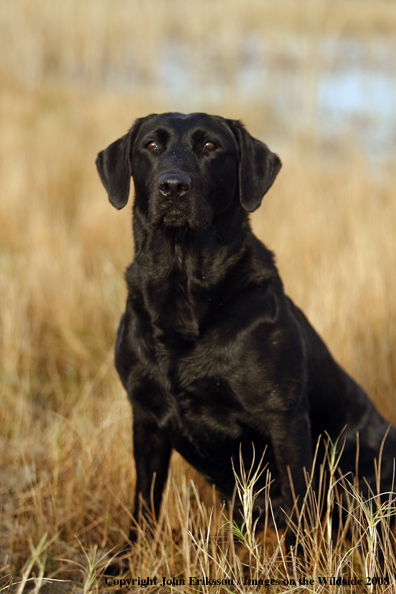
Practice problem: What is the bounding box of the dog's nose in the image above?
[158,173,191,198]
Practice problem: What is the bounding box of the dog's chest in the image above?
[148,276,213,343]
[175,378,244,434]
[170,378,255,480]
[147,333,252,440]
[134,295,266,435]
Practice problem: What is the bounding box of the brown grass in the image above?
[1,1,396,592]
[2,0,396,92]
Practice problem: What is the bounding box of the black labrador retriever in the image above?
[96,112,396,551]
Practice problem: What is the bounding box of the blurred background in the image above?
[3,0,396,151]
[1,0,396,585]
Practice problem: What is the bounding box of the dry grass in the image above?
[1,0,396,591]
[2,0,396,92]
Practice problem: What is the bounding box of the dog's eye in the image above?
[146,141,159,151]
[203,141,217,152]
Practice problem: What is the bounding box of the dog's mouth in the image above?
[152,213,210,231]
[149,200,191,228]
[158,210,190,228]
[149,195,211,230]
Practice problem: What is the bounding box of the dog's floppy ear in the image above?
[228,120,282,212]
[95,118,143,210]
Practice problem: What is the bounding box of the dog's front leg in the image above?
[129,405,172,543]
[104,406,171,575]
[268,410,313,552]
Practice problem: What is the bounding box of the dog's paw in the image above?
[102,546,131,576]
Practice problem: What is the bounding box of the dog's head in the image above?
[96,112,281,229]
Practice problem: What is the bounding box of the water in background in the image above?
[154,36,396,159]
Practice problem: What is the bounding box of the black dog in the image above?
[96,112,396,551]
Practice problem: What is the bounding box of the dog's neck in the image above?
[127,207,252,340]
[132,205,251,282]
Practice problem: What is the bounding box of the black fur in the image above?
[96,112,396,551]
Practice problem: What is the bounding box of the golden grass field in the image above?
[1,0,396,592]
